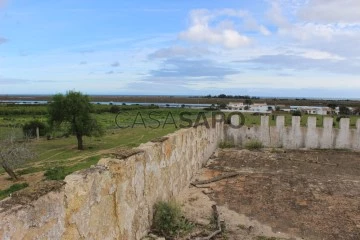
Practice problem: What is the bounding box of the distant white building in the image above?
[227,102,272,113]
[228,102,245,110]
[251,103,271,112]
[290,106,333,115]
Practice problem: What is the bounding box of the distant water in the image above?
[0,100,48,104]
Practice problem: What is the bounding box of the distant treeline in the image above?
[0,103,159,116]
[202,94,261,99]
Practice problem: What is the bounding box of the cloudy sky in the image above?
[1,0,360,98]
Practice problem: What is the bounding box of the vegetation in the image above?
[219,141,235,148]
[339,105,351,115]
[43,155,101,180]
[48,91,104,150]
[152,201,193,238]
[0,104,47,116]
[292,110,302,116]
[204,94,260,99]
[0,183,29,200]
[44,166,66,180]
[22,120,48,137]
[1,101,360,188]
[219,103,227,109]
[245,139,263,150]
[0,134,35,180]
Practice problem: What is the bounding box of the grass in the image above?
[43,155,101,180]
[244,139,263,150]
[1,109,201,176]
[0,183,29,200]
[152,201,194,238]
[219,141,235,149]
[16,166,46,175]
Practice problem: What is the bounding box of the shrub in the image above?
[219,103,227,109]
[292,110,302,116]
[245,139,263,150]
[22,120,48,137]
[152,201,193,237]
[219,141,235,148]
[44,166,66,180]
[109,105,121,113]
[336,115,348,122]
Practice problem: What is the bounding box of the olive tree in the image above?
[0,134,35,180]
[48,91,104,150]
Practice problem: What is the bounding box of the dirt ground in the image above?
[179,148,360,240]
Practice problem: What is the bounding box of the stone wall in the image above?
[0,123,223,240]
[226,116,360,150]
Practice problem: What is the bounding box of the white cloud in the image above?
[298,0,360,24]
[264,1,360,58]
[179,9,252,49]
[266,1,290,28]
[185,73,360,90]
[259,26,271,36]
[279,23,339,41]
[299,49,344,60]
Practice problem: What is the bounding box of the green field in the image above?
[0,106,213,193]
[0,104,359,197]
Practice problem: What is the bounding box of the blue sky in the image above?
[1,0,360,98]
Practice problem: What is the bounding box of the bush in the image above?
[336,115,348,122]
[219,141,235,148]
[245,140,263,150]
[152,201,193,237]
[44,166,66,180]
[22,120,48,137]
[292,110,302,116]
[219,103,227,109]
[109,105,121,113]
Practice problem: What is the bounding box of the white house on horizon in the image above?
[289,106,333,115]
[228,102,245,110]
[227,102,272,113]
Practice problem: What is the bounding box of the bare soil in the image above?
[181,148,360,240]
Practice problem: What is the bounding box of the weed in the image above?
[152,201,194,238]
[244,139,263,150]
[44,166,66,180]
[219,141,235,149]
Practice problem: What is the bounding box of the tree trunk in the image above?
[1,161,19,180]
[76,134,84,150]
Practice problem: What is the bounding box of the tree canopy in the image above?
[48,91,104,150]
